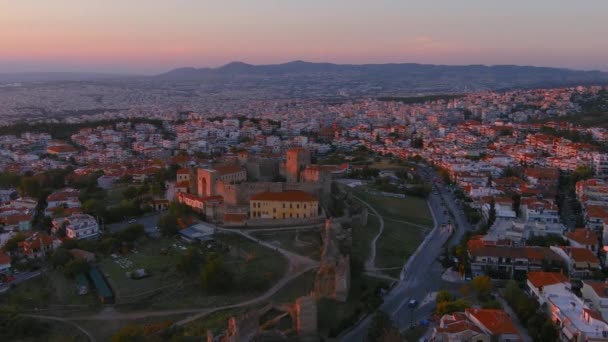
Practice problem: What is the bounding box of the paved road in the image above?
[341,165,471,341]
[106,213,161,237]
[0,271,42,293]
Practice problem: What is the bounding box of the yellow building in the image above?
[250,190,318,220]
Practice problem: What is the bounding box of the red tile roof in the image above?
[0,252,11,265]
[212,164,244,176]
[466,308,519,335]
[250,190,317,202]
[560,246,600,264]
[584,281,608,299]
[565,228,598,246]
[527,271,567,288]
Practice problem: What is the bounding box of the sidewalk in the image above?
[495,295,533,342]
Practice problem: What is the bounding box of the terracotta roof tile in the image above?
[250,190,317,202]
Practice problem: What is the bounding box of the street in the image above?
[341,165,471,341]
[106,213,161,237]
[0,270,42,293]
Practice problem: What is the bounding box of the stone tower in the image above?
[286,148,311,183]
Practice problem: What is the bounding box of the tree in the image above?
[63,259,90,278]
[200,254,233,294]
[367,311,401,342]
[50,248,73,269]
[123,186,138,200]
[119,224,146,242]
[436,290,453,303]
[177,248,204,275]
[2,233,25,254]
[435,299,472,316]
[487,199,496,228]
[470,275,492,298]
[539,320,559,342]
[157,212,179,237]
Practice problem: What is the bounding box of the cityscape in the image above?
[1,1,608,342]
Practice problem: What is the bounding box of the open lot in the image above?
[103,233,288,311]
[353,188,433,277]
[0,271,97,313]
[99,237,184,298]
[375,220,428,274]
[355,189,433,226]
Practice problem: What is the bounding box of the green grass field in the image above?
[0,271,97,313]
[107,234,288,311]
[352,188,432,276]
[216,233,288,291]
[375,220,427,274]
[351,214,381,267]
[355,190,433,226]
[99,238,184,298]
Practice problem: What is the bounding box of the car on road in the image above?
[408,299,418,308]
[128,219,137,224]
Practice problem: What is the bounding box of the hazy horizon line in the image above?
[1,59,607,76]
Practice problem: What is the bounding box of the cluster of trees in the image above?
[377,94,463,105]
[436,276,498,316]
[504,280,558,342]
[49,247,90,277]
[349,167,380,180]
[367,311,402,341]
[0,314,50,341]
[48,223,147,273]
[176,247,234,294]
[156,203,195,237]
[0,118,165,141]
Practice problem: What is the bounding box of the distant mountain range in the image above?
[3,62,608,96]
[155,61,608,93]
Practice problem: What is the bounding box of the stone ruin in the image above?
[313,218,352,302]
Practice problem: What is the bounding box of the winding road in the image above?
[340,165,471,341]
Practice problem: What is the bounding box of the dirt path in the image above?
[352,194,384,272]
[22,314,95,342]
[64,228,319,324]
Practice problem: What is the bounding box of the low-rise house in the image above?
[53,214,99,240]
[526,271,569,305]
[550,246,602,279]
[566,228,599,253]
[0,213,33,231]
[469,245,563,278]
[433,309,521,341]
[18,232,61,259]
[581,281,608,321]
[45,188,81,216]
[545,286,608,341]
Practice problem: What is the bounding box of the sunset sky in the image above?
[1,0,607,74]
